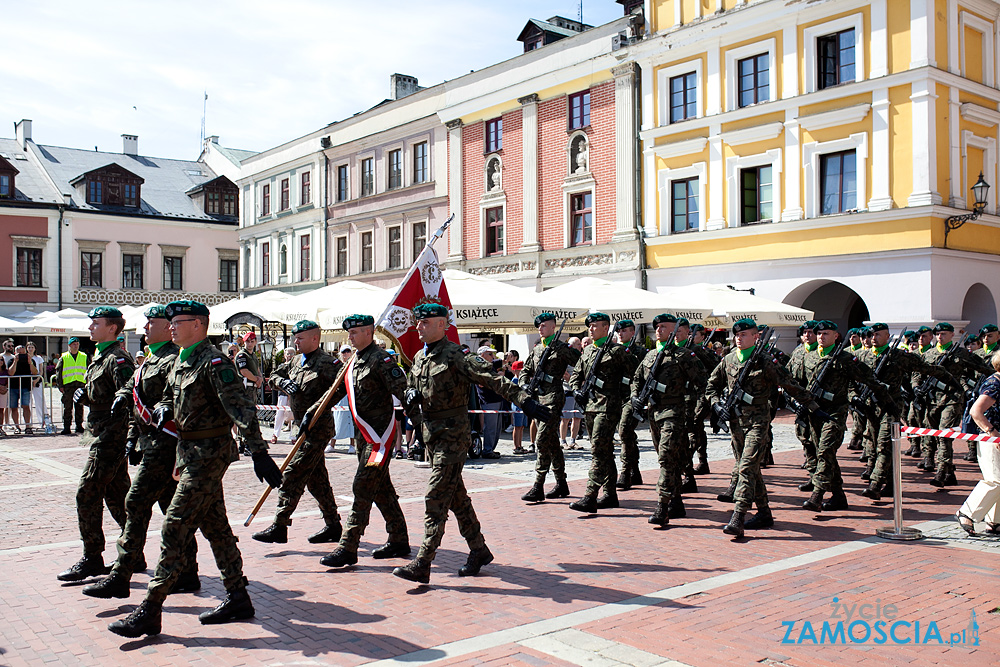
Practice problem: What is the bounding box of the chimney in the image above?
[206,135,219,144]
[390,74,420,101]
[15,119,32,149]
[122,134,138,155]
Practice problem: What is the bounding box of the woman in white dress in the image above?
[26,342,48,431]
[271,347,294,444]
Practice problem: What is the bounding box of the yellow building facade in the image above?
[632,0,1000,331]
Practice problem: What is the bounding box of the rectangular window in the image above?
[388,149,402,189]
[223,192,236,216]
[122,253,144,289]
[570,192,593,246]
[261,242,270,285]
[361,231,373,272]
[568,90,591,130]
[123,183,137,207]
[669,72,697,123]
[300,171,311,205]
[741,166,773,224]
[163,256,183,290]
[817,29,855,90]
[88,180,103,204]
[671,178,699,233]
[80,251,102,287]
[413,142,428,184]
[337,165,349,201]
[485,117,503,153]
[388,226,402,270]
[15,248,42,287]
[336,236,348,276]
[220,259,238,292]
[412,221,426,261]
[207,191,220,214]
[280,178,290,210]
[361,158,374,196]
[738,54,769,108]
[485,207,504,256]
[0,174,10,197]
[820,150,857,215]
[261,184,270,215]
[299,235,310,281]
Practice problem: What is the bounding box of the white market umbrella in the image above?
[279,281,392,330]
[443,270,587,332]
[0,314,31,334]
[543,277,712,325]
[24,308,92,335]
[208,291,295,335]
[656,283,813,328]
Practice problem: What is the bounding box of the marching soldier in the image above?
[975,324,999,361]
[788,321,818,479]
[845,328,866,452]
[314,314,411,568]
[57,307,135,582]
[55,336,88,434]
[567,313,631,513]
[632,314,703,526]
[686,323,720,474]
[794,321,891,512]
[673,318,707,492]
[519,313,582,503]
[253,320,343,545]
[392,304,550,584]
[614,319,646,491]
[920,322,992,487]
[857,323,955,500]
[108,300,282,637]
[706,319,814,537]
[910,326,936,460]
[83,305,199,599]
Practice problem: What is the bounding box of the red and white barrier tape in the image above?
[255,404,585,417]
[900,425,1000,444]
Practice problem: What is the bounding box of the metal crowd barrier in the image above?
[0,373,58,434]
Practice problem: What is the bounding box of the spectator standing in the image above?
[25,342,46,431]
[1,339,13,430]
[477,346,504,459]
[510,360,528,454]
[329,345,356,454]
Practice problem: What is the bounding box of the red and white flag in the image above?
[377,216,459,362]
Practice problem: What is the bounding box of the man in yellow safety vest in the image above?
[55,336,88,434]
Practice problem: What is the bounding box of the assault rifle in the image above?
[913,333,974,410]
[851,331,904,420]
[786,335,846,428]
[525,317,569,398]
[630,329,676,422]
[711,326,773,429]
[573,321,620,408]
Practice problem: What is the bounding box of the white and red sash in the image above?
[344,356,396,467]
[131,365,179,439]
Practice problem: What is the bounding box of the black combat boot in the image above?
[693,457,710,475]
[861,463,874,481]
[847,434,863,450]
[108,600,162,638]
[943,470,958,486]
[83,572,131,599]
[458,546,494,576]
[134,556,147,572]
[595,492,619,509]
[681,467,698,494]
[371,542,411,559]
[860,482,881,500]
[393,558,431,584]
[320,547,358,568]
[308,521,342,544]
[744,507,774,529]
[859,452,869,463]
[716,482,737,503]
[667,495,686,519]
[803,489,825,512]
[569,494,598,513]
[630,463,643,486]
[930,469,948,487]
[199,587,255,625]
[545,477,570,499]
[965,443,978,461]
[170,570,201,594]
[880,478,893,498]
[57,555,108,582]
[648,502,669,526]
[615,467,632,490]
[822,490,849,511]
[918,456,933,471]
[252,523,288,544]
[723,511,745,538]
[763,448,774,468]
[798,480,814,492]
[521,480,546,502]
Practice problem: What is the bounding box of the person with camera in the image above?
[6,344,37,433]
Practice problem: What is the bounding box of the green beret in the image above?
[68,336,80,344]
[413,303,449,320]
[533,312,556,328]
[980,324,999,336]
[797,321,817,336]
[916,325,933,334]
[904,330,917,342]
[690,323,705,333]
[341,314,373,331]
[934,322,954,333]
[165,300,210,319]
[869,322,889,333]
[676,318,690,328]
[617,319,635,329]
[814,320,838,332]
[293,319,321,334]
[88,306,123,319]
[652,313,677,325]
[846,328,859,337]
[585,312,611,325]
[144,305,169,320]
[860,327,873,336]
[732,317,757,333]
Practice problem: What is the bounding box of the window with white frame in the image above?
[669,73,698,123]
[804,14,864,93]
[361,158,374,196]
[960,11,996,87]
[388,226,402,269]
[163,256,183,290]
[335,236,348,276]
[725,39,776,111]
[657,60,702,126]
[360,231,373,272]
[570,192,593,246]
[802,133,868,219]
[412,221,427,261]
[671,178,699,232]
[336,164,349,202]
[485,207,504,256]
[657,162,707,234]
[725,149,782,227]
[16,248,42,287]
[299,234,311,281]
[388,149,402,190]
[413,142,428,184]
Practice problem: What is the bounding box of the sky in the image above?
[1,1,626,161]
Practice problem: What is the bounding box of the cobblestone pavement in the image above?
[0,412,996,666]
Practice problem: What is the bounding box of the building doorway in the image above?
[784,279,870,331]
[962,283,997,335]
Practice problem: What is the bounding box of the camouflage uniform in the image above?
[145,339,268,606]
[109,341,197,580]
[268,347,342,529]
[519,337,581,489]
[409,338,529,563]
[687,342,720,468]
[910,342,937,461]
[234,347,262,405]
[616,339,646,482]
[633,343,703,505]
[707,348,810,513]
[788,343,817,473]
[568,340,630,500]
[321,342,409,553]
[75,341,135,559]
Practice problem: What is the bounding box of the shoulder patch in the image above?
[390,366,403,379]
[382,355,393,364]
[219,367,236,384]
[116,358,127,365]
[211,357,224,366]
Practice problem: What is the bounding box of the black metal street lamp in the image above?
[944,172,990,248]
